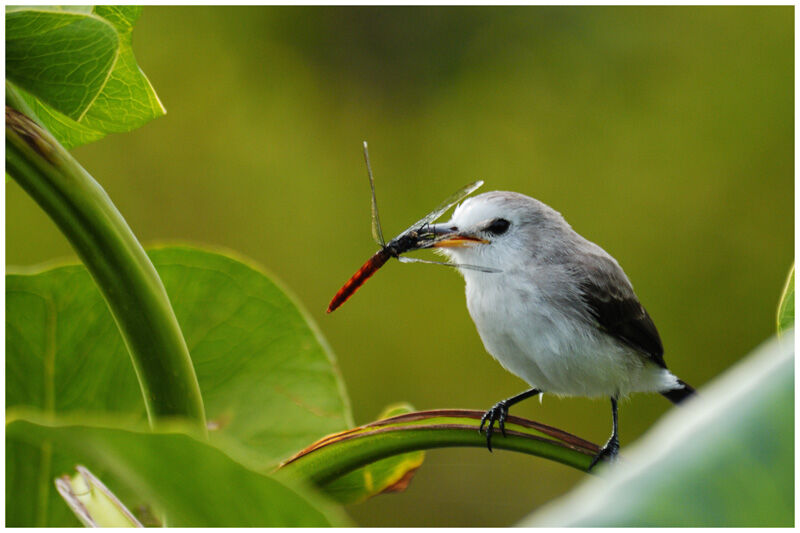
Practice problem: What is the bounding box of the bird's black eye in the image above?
[485,218,510,235]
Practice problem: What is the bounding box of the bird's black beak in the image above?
[426,223,488,248]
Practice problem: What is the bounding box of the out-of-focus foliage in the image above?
[7,6,793,527]
[7,414,349,527]
[55,466,143,527]
[6,6,165,148]
[777,265,794,335]
[522,332,794,526]
[6,246,352,525]
[320,403,426,504]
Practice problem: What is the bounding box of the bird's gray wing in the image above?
[576,253,665,368]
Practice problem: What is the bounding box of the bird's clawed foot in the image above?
[479,400,509,452]
[588,434,620,471]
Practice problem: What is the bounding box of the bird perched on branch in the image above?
[427,191,695,468]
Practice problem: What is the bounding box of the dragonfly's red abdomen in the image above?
[327,250,391,312]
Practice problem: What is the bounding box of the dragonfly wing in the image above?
[397,180,484,237]
[455,263,502,273]
[363,141,385,247]
[398,255,500,273]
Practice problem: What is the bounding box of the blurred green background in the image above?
[6,6,793,527]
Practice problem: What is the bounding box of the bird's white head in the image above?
[428,191,573,274]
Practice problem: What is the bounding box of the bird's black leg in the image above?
[588,397,620,471]
[480,388,541,452]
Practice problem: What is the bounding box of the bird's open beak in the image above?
[426,223,488,248]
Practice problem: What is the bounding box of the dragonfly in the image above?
[327,142,499,313]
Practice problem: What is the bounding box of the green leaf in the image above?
[6,6,165,148]
[777,264,794,335]
[320,403,426,504]
[7,414,349,526]
[150,246,353,467]
[6,246,353,525]
[522,332,794,527]
[12,85,106,148]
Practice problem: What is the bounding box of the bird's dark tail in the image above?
[661,379,696,404]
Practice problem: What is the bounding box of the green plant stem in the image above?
[277,409,599,485]
[6,105,206,432]
[776,264,794,335]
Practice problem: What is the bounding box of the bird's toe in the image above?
[588,437,620,471]
[479,401,509,452]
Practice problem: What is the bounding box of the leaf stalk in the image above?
[5,106,206,432]
[277,409,599,485]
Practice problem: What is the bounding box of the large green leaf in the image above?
[777,265,794,334]
[152,246,353,466]
[7,414,348,526]
[6,6,165,148]
[522,332,794,527]
[6,246,353,525]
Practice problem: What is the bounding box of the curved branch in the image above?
[6,105,206,431]
[277,409,600,485]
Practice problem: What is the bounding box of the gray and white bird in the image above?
[427,191,695,468]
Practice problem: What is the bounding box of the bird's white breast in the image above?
[463,269,674,398]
